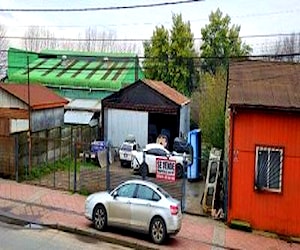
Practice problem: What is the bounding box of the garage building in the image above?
[101,79,190,150]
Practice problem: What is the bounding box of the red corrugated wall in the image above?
[228,109,300,236]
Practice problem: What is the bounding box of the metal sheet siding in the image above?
[31,107,64,132]
[228,109,300,236]
[179,104,190,138]
[0,89,27,109]
[66,99,102,110]
[105,108,148,148]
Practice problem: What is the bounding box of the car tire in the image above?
[150,216,167,244]
[93,204,107,231]
[120,160,125,167]
[176,163,183,179]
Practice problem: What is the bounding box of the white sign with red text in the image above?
[156,158,176,181]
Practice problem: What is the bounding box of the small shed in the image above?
[101,79,190,149]
[0,83,68,175]
[0,83,68,134]
[227,60,300,237]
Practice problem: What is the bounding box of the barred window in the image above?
[255,146,283,192]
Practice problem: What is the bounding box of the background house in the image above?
[0,83,68,176]
[7,47,144,130]
[101,79,190,149]
[227,60,300,237]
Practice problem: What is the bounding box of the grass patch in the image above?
[22,157,99,181]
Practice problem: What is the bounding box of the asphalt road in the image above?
[0,221,132,250]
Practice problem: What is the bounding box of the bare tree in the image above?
[22,25,141,54]
[275,33,300,62]
[76,27,140,53]
[0,24,8,79]
[23,26,57,52]
[262,33,300,62]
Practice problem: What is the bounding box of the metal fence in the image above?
[0,131,228,217]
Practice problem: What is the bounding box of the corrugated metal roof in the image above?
[64,110,94,125]
[0,83,68,110]
[66,99,101,111]
[142,79,190,106]
[229,60,300,111]
[8,48,144,94]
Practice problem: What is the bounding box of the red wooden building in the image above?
[227,60,300,237]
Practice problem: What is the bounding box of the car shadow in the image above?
[87,222,178,245]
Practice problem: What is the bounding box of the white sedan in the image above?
[131,143,186,179]
[85,179,182,244]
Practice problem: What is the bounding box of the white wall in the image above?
[10,119,29,133]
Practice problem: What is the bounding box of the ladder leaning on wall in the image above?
[202,148,222,216]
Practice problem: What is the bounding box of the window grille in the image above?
[255,146,283,192]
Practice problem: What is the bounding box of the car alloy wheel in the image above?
[150,217,166,244]
[93,204,107,231]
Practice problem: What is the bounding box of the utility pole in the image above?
[27,55,32,174]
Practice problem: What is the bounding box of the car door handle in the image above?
[147,203,152,207]
[127,201,131,204]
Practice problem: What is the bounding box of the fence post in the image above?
[53,138,56,188]
[106,142,110,192]
[15,135,19,182]
[74,142,77,192]
[181,153,187,212]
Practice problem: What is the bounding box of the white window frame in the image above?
[255,146,283,192]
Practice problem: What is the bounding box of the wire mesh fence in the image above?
[0,128,228,217]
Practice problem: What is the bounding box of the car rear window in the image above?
[121,144,132,151]
[157,187,171,198]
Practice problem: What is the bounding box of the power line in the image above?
[0,0,203,12]
[3,32,300,43]
[2,8,299,28]
[2,52,300,60]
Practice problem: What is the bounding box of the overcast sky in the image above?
[0,0,299,54]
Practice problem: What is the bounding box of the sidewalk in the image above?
[0,178,299,250]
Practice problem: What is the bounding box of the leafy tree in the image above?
[143,14,196,95]
[169,14,196,95]
[198,68,227,149]
[200,8,252,74]
[143,26,169,83]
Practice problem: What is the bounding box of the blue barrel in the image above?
[187,129,201,181]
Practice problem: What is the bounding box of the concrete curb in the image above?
[0,212,158,250]
[0,212,31,226]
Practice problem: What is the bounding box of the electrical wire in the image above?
[3,32,300,42]
[0,0,203,12]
